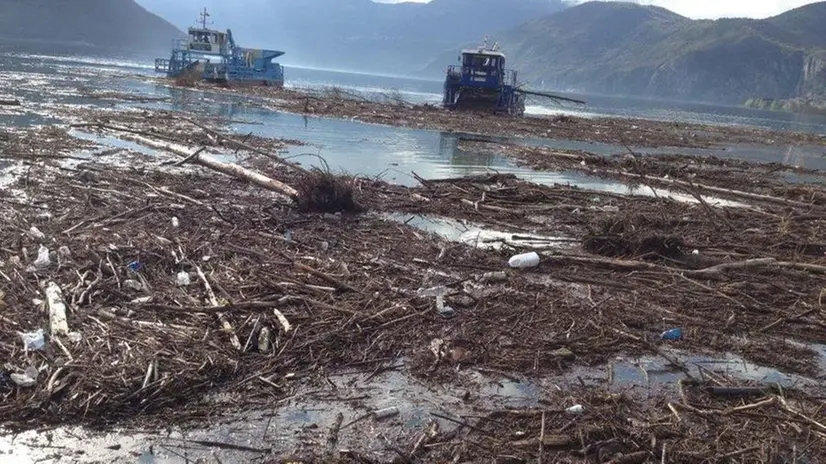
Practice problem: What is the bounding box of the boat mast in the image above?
[199,7,212,29]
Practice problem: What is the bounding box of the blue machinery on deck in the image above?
[442,40,585,116]
[155,8,285,87]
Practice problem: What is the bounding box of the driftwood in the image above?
[131,134,299,198]
[182,118,309,175]
[0,99,21,106]
[608,170,819,210]
[82,124,300,199]
[556,255,826,278]
[195,265,241,351]
[273,308,292,333]
[45,282,69,336]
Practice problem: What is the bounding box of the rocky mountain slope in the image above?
[426,1,826,105]
[0,0,182,56]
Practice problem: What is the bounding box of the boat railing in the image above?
[503,69,518,86]
[176,38,191,50]
[154,58,170,73]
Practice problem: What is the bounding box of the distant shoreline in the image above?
[744,97,826,117]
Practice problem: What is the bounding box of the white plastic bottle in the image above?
[508,251,540,269]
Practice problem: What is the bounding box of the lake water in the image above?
[2,51,824,195]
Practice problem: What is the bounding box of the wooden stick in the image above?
[718,446,760,460]
[775,261,826,274]
[273,308,292,333]
[294,262,359,293]
[604,169,820,210]
[778,396,826,433]
[729,396,776,413]
[684,258,777,278]
[196,265,241,351]
[173,146,207,167]
[52,336,73,361]
[538,411,546,464]
[758,308,817,333]
[559,254,824,279]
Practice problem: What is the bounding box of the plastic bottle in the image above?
[508,251,540,269]
[565,404,584,415]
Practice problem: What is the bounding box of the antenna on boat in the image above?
[198,7,212,29]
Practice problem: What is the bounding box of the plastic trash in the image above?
[691,249,700,255]
[20,329,45,351]
[661,328,683,341]
[436,295,456,319]
[417,285,450,298]
[176,271,191,286]
[27,226,45,241]
[258,327,271,353]
[67,332,82,343]
[127,261,143,272]
[58,246,71,258]
[565,404,584,415]
[33,245,50,269]
[508,251,540,269]
[11,366,38,388]
[123,280,142,291]
[374,406,399,420]
[430,338,446,360]
[171,217,180,228]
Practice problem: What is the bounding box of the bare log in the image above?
[557,254,826,280]
[182,117,309,174]
[683,258,777,278]
[107,131,299,199]
[607,170,819,210]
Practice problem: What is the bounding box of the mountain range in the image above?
[133,0,566,73]
[0,0,181,57]
[464,1,826,105]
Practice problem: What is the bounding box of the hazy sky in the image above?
[379,0,821,19]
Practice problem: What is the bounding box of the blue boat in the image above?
[442,39,586,116]
[155,8,285,87]
[442,42,525,116]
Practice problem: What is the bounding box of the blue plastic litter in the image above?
[661,328,683,341]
